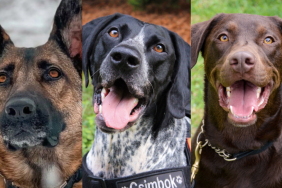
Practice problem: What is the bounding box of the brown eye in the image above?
[49,69,60,78]
[0,74,7,83]
[219,34,229,42]
[264,37,273,44]
[109,29,119,38]
[154,44,164,53]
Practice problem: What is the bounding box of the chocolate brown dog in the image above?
[0,0,82,188]
[192,14,282,188]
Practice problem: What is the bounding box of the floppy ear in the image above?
[167,31,191,119]
[191,13,225,68]
[82,13,124,87]
[0,26,14,57]
[269,16,282,34]
[49,0,82,74]
[151,31,190,135]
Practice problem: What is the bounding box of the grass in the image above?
[82,75,95,155]
[191,0,282,135]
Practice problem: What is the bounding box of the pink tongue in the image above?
[102,86,138,130]
[229,80,257,116]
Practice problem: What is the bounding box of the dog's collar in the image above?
[82,140,191,188]
[191,120,274,187]
[0,166,82,188]
[196,120,273,161]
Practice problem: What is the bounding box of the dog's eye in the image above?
[0,74,7,83]
[48,68,61,79]
[219,34,229,42]
[109,29,119,38]
[154,44,165,53]
[264,37,274,44]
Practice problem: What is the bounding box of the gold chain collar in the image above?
[191,120,237,184]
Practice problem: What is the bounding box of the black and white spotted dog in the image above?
[82,13,191,178]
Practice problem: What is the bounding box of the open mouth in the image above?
[218,80,272,126]
[94,79,146,131]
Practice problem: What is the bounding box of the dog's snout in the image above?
[229,51,255,73]
[5,98,36,120]
[110,47,140,70]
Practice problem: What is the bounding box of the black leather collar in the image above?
[228,141,273,160]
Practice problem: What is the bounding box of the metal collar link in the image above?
[191,120,274,187]
[191,120,236,187]
[196,120,237,161]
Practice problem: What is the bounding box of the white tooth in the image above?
[134,98,139,105]
[226,87,230,92]
[257,87,261,98]
[230,106,234,115]
[227,91,231,98]
[258,99,264,107]
[257,87,261,93]
[99,105,102,113]
[101,88,107,101]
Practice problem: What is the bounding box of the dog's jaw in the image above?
[86,117,188,178]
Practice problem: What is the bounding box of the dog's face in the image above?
[192,14,282,127]
[83,14,190,133]
[0,0,82,150]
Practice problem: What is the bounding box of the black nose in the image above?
[110,47,140,70]
[229,51,255,74]
[5,98,36,120]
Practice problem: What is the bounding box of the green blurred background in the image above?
[191,0,282,135]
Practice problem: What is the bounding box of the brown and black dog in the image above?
[0,0,82,188]
[191,14,282,188]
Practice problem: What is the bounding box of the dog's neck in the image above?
[41,165,64,188]
[87,116,188,179]
[204,80,282,153]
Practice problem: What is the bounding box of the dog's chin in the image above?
[3,134,46,151]
[217,79,273,127]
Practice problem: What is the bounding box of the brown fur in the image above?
[0,0,82,187]
[0,42,82,188]
[192,14,282,188]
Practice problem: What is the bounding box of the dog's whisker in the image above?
[91,68,101,78]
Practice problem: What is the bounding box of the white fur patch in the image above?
[41,165,64,188]
[87,117,187,178]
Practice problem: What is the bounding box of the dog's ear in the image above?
[167,31,191,118]
[191,13,225,68]
[269,16,282,34]
[0,26,14,57]
[49,0,82,74]
[82,13,124,87]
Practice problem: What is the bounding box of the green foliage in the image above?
[191,0,282,135]
[82,75,95,155]
[127,0,186,10]
[128,0,151,8]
